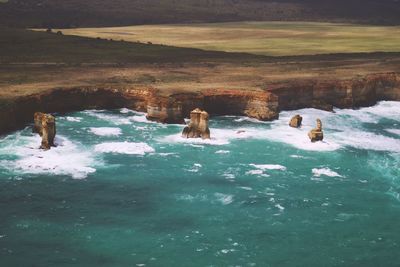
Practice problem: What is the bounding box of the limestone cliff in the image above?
[182,108,211,139]
[33,112,56,150]
[145,89,279,124]
[0,72,399,135]
[267,72,400,111]
[308,119,324,142]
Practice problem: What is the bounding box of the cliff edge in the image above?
[0,72,399,135]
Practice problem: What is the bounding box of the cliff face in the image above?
[145,90,279,124]
[268,72,400,111]
[202,89,279,121]
[0,87,126,134]
[0,72,399,135]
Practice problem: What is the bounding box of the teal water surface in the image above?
[0,102,400,266]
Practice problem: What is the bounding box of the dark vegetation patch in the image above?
[0,0,399,28]
[0,27,261,64]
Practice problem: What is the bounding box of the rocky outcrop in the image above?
[145,89,279,124]
[0,72,399,135]
[33,112,56,150]
[182,108,210,139]
[308,119,324,142]
[0,87,128,135]
[289,115,303,128]
[146,96,185,124]
[267,72,400,111]
[202,89,279,121]
[33,112,44,134]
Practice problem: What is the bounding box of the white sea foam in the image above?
[65,116,82,122]
[1,135,96,179]
[157,152,178,157]
[233,116,268,124]
[119,108,133,114]
[239,186,253,191]
[84,110,131,125]
[89,127,122,136]
[163,131,229,146]
[290,155,306,159]
[215,193,234,205]
[312,167,342,178]
[263,101,400,152]
[356,101,400,121]
[160,108,339,151]
[133,126,147,131]
[222,172,235,180]
[94,142,154,155]
[386,129,400,136]
[249,164,287,171]
[246,164,286,177]
[334,108,377,124]
[216,150,230,154]
[263,110,342,151]
[246,169,270,177]
[335,131,400,153]
[334,101,400,124]
[176,193,208,202]
[186,163,202,172]
[128,114,156,124]
[188,144,204,148]
[86,109,155,125]
[161,128,264,146]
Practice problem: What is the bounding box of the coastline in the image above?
[1,72,399,135]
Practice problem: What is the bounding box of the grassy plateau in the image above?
[1,22,400,97]
[48,21,400,56]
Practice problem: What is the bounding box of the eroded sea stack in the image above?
[182,108,211,139]
[289,115,303,128]
[308,119,324,142]
[33,112,56,150]
[0,73,398,135]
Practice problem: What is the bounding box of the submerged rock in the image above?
[308,118,324,142]
[289,115,303,128]
[182,108,211,139]
[33,112,56,150]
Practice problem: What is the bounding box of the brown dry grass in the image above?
[2,54,400,98]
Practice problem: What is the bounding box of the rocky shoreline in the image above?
[0,72,399,135]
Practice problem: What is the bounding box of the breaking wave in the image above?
[94,142,155,155]
[0,133,96,179]
[312,167,343,178]
[89,127,122,136]
[0,101,398,180]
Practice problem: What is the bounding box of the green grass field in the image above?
[50,21,400,56]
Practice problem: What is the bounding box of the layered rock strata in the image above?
[182,108,211,139]
[145,90,278,124]
[0,72,399,135]
[33,112,56,150]
[308,119,324,142]
[267,72,400,111]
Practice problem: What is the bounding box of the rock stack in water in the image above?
[33,112,56,150]
[308,119,324,142]
[182,108,211,139]
[289,115,303,128]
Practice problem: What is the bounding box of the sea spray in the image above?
[0,102,399,266]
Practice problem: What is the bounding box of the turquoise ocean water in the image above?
[0,101,399,266]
